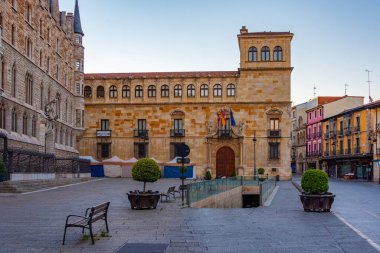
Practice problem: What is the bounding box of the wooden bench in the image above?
[62,202,110,245]
[160,186,176,202]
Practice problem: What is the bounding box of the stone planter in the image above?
[127,191,160,210]
[299,192,335,212]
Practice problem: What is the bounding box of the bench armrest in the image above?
[85,207,92,217]
[65,215,88,224]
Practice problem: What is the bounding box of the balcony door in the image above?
[216,146,235,177]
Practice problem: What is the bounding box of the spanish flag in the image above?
[221,110,226,126]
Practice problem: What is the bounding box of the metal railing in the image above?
[186,176,276,207]
[268,130,281,138]
[218,129,232,138]
[170,129,185,137]
[324,133,330,139]
[134,129,149,138]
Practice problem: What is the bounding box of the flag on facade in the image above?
[230,108,236,126]
[221,110,226,126]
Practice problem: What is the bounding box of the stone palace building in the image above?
[0,0,85,157]
[81,26,293,179]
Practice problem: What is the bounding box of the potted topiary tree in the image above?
[204,170,212,180]
[299,169,335,212]
[257,168,265,181]
[127,158,161,209]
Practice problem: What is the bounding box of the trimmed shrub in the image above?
[257,168,265,175]
[132,158,161,192]
[230,170,236,177]
[205,171,212,180]
[301,169,329,194]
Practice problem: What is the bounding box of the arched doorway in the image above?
[216,147,235,177]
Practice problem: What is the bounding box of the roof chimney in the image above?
[240,26,248,34]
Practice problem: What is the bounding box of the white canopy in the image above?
[150,157,162,164]
[125,157,138,163]
[79,156,99,163]
[103,156,127,163]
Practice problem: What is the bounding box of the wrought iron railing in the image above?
[218,129,232,138]
[170,129,185,137]
[268,130,281,138]
[134,129,149,138]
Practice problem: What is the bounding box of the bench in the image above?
[160,186,176,202]
[62,202,110,245]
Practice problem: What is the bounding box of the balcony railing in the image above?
[134,129,149,139]
[354,147,360,154]
[330,131,336,138]
[96,130,112,137]
[344,127,352,135]
[218,129,232,138]
[324,133,330,139]
[338,130,343,137]
[354,126,360,133]
[345,149,352,155]
[268,129,281,138]
[324,151,330,156]
[170,129,185,137]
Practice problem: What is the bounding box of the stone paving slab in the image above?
[0,178,378,253]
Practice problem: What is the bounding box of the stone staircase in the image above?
[0,178,93,193]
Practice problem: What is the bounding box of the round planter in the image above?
[127,191,160,210]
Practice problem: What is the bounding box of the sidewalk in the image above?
[0,178,378,253]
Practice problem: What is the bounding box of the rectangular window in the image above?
[270,119,279,130]
[174,119,182,130]
[134,143,148,159]
[325,142,329,155]
[269,143,280,159]
[101,119,109,130]
[138,119,146,131]
[356,138,360,153]
[97,143,111,159]
[347,139,351,154]
[339,140,343,154]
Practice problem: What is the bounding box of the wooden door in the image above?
[216,147,235,177]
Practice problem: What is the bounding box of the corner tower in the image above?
[73,0,85,140]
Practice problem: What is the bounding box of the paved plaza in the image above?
[0,178,379,253]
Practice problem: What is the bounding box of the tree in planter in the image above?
[257,168,265,176]
[204,170,212,180]
[301,169,329,193]
[132,158,161,192]
[230,170,236,177]
[300,169,335,212]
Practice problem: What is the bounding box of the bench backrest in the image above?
[168,186,175,193]
[88,202,110,223]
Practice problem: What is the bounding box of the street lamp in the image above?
[253,130,257,177]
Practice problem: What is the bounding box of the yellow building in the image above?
[80,27,293,180]
[321,101,380,181]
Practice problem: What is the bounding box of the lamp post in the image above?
[253,130,257,178]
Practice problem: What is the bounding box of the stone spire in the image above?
[74,0,84,36]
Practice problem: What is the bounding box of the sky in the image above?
[60,0,380,105]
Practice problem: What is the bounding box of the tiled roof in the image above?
[317,96,343,105]
[85,71,240,79]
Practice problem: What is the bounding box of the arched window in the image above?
[213,84,222,97]
[25,73,33,105]
[148,85,156,97]
[0,104,6,129]
[174,84,182,97]
[96,86,104,98]
[0,13,3,37]
[187,84,195,97]
[135,85,143,98]
[22,112,28,135]
[26,38,33,58]
[32,115,37,137]
[200,84,209,97]
[109,85,117,98]
[161,85,169,97]
[26,4,32,23]
[227,84,235,97]
[84,86,92,98]
[122,85,130,98]
[248,47,257,62]
[274,46,283,61]
[11,108,17,132]
[56,93,61,119]
[261,46,270,61]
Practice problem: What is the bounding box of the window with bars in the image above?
[273,46,283,61]
[109,85,117,98]
[269,143,280,159]
[148,85,156,97]
[200,84,208,97]
[174,84,182,97]
[248,47,257,61]
[213,84,222,97]
[161,85,169,97]
[135,85,143,98]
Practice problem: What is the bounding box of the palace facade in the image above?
[81,26,293,179]
[0,0,85,157]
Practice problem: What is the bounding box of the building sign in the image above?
[96,130,112,137]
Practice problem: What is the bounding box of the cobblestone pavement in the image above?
[0,178,378,253]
